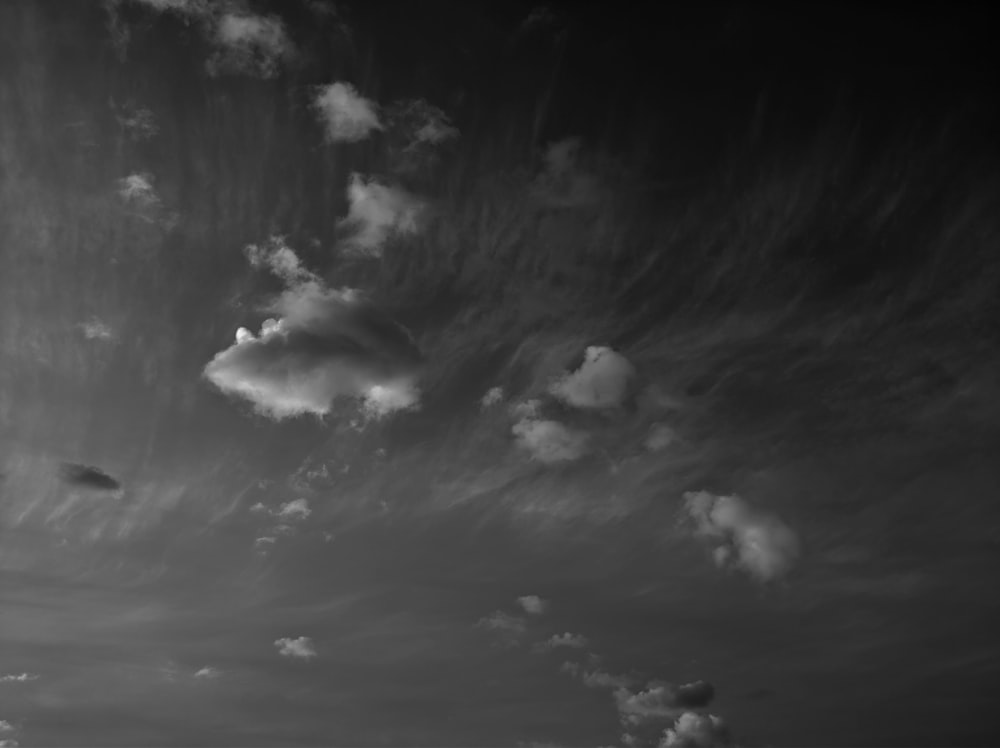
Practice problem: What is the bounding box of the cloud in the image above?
[549,346,635,410]
[537,632,588,651]
[0,723,12,734]
[249,502,269,514]
[275,636,317,659]
[206,12,294,78]
[245,240,313,284]
[480,386,504,409]
[118,173,160,209]
[337,174,424,257]
[0,740,18,748]
[313,83,382,143]
[517,595,548,615]
[80,318,115,341]
[126,0,208,12]
[57,463,122,495]
[659,712,732,747]
[512,413,588,464]
[275,498,311,521]
[645,423,676,451]
[194,666,220,679]
[683,491,800,582]
[203,242,422,419]
[531,137,603,208]
[613,680,722,747]
[0,674,39,683]
[476,611,526,647]
[114,101,159,141]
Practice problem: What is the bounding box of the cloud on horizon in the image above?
[203,240,422,419]
[683,491,801,582]
[275,636,317,659]
[313,83,383,143]
[337,174,424,257]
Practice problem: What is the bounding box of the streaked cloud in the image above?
[537,632,588,650]
[549,346,635,410]
[274,636,317,659]
[683,491,801,582]
[337,174,424,257]
[203,240,422,419]
[313,83,382,143]
[0,674,39,683]
[193,666,221,679]
[531,137,602,208]
[517,595,548,615]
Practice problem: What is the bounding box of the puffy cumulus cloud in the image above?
[537,632,588,650]
[0,673,38,683]
[659,712,732,747]
[203,243,422,420]
[275,636,317,659]
[125,0,208,12]
[80,318,115,341]
[313,83,382,143]
[612,680,724,747]
[517,595,548,615]
[245,239,313,284]
[0,723,12,734]
[512,413,588,464]
[118,173,160,209]
[337,174,424,257]
[275,498,311,521]
[480,386,504,409]
[193,666,220,679]
[206,12,294,78]
[683,491,800,582]
[549,346,635,410]
[531,137,603,208]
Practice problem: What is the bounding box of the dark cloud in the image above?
[57,463,122,494]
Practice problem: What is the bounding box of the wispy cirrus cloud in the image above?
[313,83,383,143]
[203,238,422,419]
[274,636,317,659]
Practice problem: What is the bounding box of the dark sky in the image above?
[1,2,1000,747]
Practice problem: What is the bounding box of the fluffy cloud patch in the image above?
[480,386,504,409]
[203,241,422,419]
[549,346,635,410]
[118,173,160,209]
[612,680,723,747]
[512,412,588,464]
[275,636,316,659]
[538,632,588,650]
[194,666,220,679]
[275,498,311,521]
[660,712,732,747]
[683,491,801,582]
[0,723,12,734]
[0,674,38,683]
[337,174,424,257]
[517,595,548,615]
[80,318,115,341]
[476,611,526,647]
[313,83,382,143]
[206,13,294,78]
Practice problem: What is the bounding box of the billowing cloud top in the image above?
[549,346,635,410]
[203,242,422,420]
[683,491,800,582]
[275,498,311,521]
[313,83,383,143]
[274,636,316,659]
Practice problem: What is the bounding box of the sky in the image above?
[2,1,1000,746]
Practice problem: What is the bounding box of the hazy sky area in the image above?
[2,1,1000,746]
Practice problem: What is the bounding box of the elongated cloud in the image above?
[118,173,160,209]
[57,463,122,495]
[549,346,635,410]
[194,666,220,679]
[0,673,38,683]
[313,83,382,143]
[683,491,800,582]
[275,636,316,659]
[203,241,422,419]
[476,610,526,647]
[337,174,424,257]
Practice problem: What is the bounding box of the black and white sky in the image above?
[2,1,1000,746]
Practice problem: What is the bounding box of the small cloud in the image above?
[512,414,588,464]
[581,669,635,690]
[0,723,12,734]
[80,318,115,341]
[480,386,504,409]
[0,674,39,683]
[249,502,269,514]
[245,238,314,284]
[531,137,603,208]
[660,712,732,747]
[254,536,276,551]
[538,632,588,650]
[194,666,220,679]
[517,595,548,615]
[118,172,160,209]
[476,611,526,647]
[57,463,122,495]
[337,174,424,258]
[114,102,159,141]
[0,740,19,747]
[275,498,311,521]
[683,491,800,582]
[313,83,382,143]
[207,12,294,79]
[645,423,676,452]
[549,346,635,410]
[275,636,317,659]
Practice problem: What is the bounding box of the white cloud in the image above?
[512,415,588,464]
[538,632,587,650]
[337,174,424,257]
[0,673,38,683]
[275,498,311,521]
[207,13,294,79]
[313,83,382,143]
[582,669,634,689]
[683,491,800,582]
[80,318,115,341]
[249,502,269,514]
[659,712,731,747]
[480,386,504,409]
[118,173,160,209]
[254,536,276,549]
[0,740,18,748]
[516,595,548,615]
[245,239,314,284]
[275,636,317,659]
[645,423,676,451]
[203,242,422,420]
[549,346,635,410]
[0,723,12,734]
[194,666,220,679]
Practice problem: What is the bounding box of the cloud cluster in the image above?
[683,491,800,582]
[203,240,422,419]
[275,636,316,659]
[274,498,311,521]
[57,463,122,495]
[660,712,732,747]
[312,83,383,143]
[511,405,589,464]
[337,174,424,257]
[549,346,635,410]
